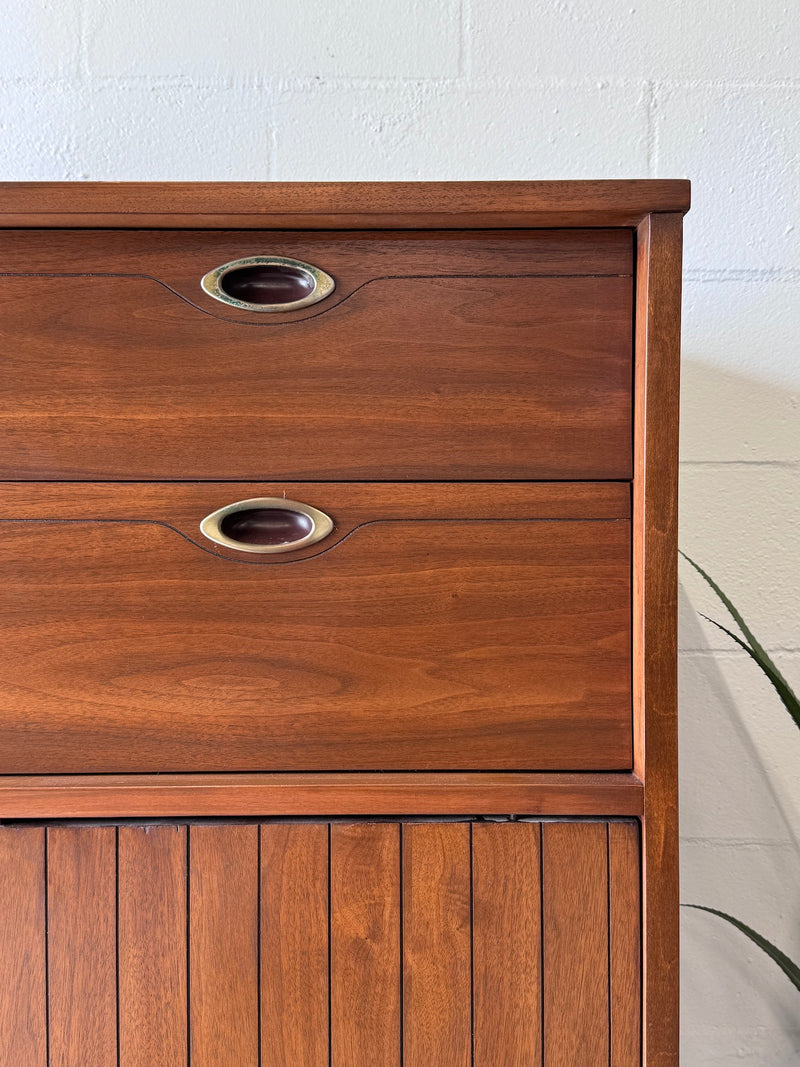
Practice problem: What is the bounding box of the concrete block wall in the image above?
[2,2,799,1060]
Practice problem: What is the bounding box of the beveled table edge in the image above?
[0,180,691,229]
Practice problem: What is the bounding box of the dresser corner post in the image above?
[634,210,684,1065]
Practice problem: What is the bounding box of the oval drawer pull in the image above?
[200,256,335,312]
[200,498,334,553]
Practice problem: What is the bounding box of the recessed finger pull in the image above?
[200,498,334,554]
[200,256,335,312]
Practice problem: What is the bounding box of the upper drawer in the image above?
[0,229,633,480]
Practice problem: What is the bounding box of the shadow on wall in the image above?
[678,359,800,1060]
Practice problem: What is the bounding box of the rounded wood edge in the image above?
[0,180,691,229]
[0,773,644,819]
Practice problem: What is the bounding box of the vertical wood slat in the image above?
[0,827,47,1067]
[472,821,542,1067]
[118,824,187,1067]
[48,826,117,1067]
[261,823,329,1067]
[610,823,641,1066]
[330,822,401,1067]
[0,816,641,1067]
[542,822,609,1067]
[190,824,259,1067]
[402,823,472,1067]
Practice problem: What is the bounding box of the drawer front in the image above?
[0,484,631,773]
[0,229,632,480]
[0,818,641,1067]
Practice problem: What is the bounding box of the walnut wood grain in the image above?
[0,179,691,228]
[0,816,642,1065]
[610,822,642,1066]
[542,822,609,1067]
[402,822,472,1067]
[0,479,629,527]
[0,516,631,772]
[189,824,259,1067]
[0,271,632,480]
[634,213,683,1067]
[0,827,47,1067]
[0,772,644,818]
[0,228,632,327]
[0,480,629,565]
[260,824,329,1067]
[472,821,542,1067]
[118,825,188,1067]
[0,180,686,1066]
[330,823,401,1066]
[47,826,117,1067]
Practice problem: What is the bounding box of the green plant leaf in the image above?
[698,614,800,733]
[680,551,800,732]
[684,905,800,993]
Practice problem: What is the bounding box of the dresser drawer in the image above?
[0,229,633,480]
[0,482,631,773]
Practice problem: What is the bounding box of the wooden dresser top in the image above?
[0,179,691,229]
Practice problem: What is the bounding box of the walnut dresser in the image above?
[0,181,689,1067]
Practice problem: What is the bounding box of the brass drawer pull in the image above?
[200,256,335,312]
[200,498,334,553]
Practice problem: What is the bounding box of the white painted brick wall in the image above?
[1,2,799,1060]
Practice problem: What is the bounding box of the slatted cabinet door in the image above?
[0,818,640,1067]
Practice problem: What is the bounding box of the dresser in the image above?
[0,181,688,1066]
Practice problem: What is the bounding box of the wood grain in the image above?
[542,822,609,1067]
[472,821,542,1067]
[118,824,187,1067]
[0,772,644,819]
[402,822,471,1067]
[0,477,629,566]
[260,823,329,1067]
[634,212,683,1067]
[0,516,631,773]
[0,272,632,480]
[0,179,685,1065]
[0,817,641,1065]
[47,826,117,1067]
[0,480,630,565]
[0,179,691,227]
[0,229,632,327]
[610,822,642,1066]
[0,827,46,1067]
[189,824,259,1067]
[330,823,401,1067]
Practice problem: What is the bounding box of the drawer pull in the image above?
[200,498,334,553]
[200,256,335,312]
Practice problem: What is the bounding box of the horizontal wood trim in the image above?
[0,481,631,542]
[0,180,691,229]
[0,773,643,818]
[0,229,634,296]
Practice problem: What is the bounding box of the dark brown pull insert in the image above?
[200,498,334,554]
[200,256,335,312]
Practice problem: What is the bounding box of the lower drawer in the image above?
[0,816,641,1067]
[0,483,631,773]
